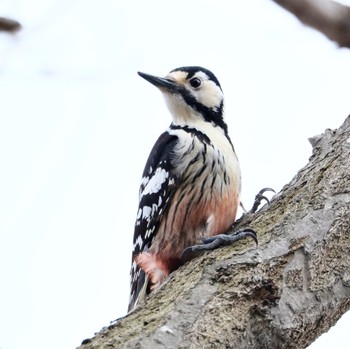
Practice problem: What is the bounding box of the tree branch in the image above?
[272,0,350,48]
[0,17,21,33]
[78,116,350,349]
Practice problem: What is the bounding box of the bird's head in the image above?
[138,66,227,132]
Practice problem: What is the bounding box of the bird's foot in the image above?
[181,228,258,263]
[246,187,275,214]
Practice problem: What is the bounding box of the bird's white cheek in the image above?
[194,83,223,109]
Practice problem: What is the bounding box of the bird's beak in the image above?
[138,72,177,92]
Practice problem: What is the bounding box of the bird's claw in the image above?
[248,187,275,213]
[181,228,258,263]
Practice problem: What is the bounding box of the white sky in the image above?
[0,1,349,348]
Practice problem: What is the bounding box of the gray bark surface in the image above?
[78,116,350,349]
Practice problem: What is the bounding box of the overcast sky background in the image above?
[0,1,349,348]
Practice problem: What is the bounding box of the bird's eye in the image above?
[189,77,201,88]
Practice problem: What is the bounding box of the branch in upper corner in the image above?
[272,0,350,48]
[0,17,21,33]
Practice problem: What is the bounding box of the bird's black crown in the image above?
[170,66,222,90]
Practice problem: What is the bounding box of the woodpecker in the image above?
[129,66,257,312]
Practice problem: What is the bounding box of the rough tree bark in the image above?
[78,116,350,349]
[271,0,350,48]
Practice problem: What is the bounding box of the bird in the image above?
[128,66,259,312]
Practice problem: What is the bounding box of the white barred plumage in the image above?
[128,66,241,312]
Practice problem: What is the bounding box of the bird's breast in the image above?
[153,127,241,258]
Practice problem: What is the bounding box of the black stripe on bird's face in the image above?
[166,67,227,133]
[176,86,227,134]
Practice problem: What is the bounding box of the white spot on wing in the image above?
[145,227,155,238]
[142,206,152,219]
[140,175,150,189]
[133,235,143,251]
[152,203,158,215]
[141,168,169,197]
[131,261,137,273]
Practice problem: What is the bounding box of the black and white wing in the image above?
[128,131,179,311]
